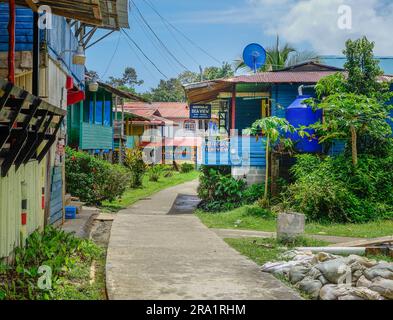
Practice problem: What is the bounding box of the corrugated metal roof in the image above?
[226,71,338,84]
[125,102,190,119]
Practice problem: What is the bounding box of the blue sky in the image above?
[85,0,393,92]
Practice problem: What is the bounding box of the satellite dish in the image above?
[243,43,266,73]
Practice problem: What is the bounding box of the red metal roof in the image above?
[124,102,189,119]
[227,71,338,84]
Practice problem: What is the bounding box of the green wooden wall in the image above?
[68,87,114,151]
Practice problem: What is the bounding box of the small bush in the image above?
[124,149,147,188]
[148,165,163,182]
[65,147,128,205]
[243,184,264,204]
[198,166,266,212]
[180,163,194,173]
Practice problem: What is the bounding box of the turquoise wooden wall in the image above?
[234,98,262,134]
[49,166,63,225]
[80,123,113,150]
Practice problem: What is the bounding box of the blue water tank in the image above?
[286,95,323,153]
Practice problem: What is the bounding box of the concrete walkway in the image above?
[106,180,301,300]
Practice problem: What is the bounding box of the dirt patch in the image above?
[90,220,113,248]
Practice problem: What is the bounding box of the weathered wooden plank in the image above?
[329,236,393,248]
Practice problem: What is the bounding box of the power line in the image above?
[119,32,159,82]
[137,0,200,68]
[129,0,191,72]
[101,33,121,79]
[141,0,221,65]
[121,29,168,79]
[130,7,182,75]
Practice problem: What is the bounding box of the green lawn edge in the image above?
[196,205,393,239]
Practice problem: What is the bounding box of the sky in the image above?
[85,0,393,93]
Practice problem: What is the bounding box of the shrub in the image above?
[243,184,265,204]
[285,154,393,223]
[66,147,128,205]
[124,149,147,188]
[180,163,194,173]
[148,165,163,182]
[0,227,102,300]
[198,166,249,212]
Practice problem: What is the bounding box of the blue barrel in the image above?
[286,95,323,153]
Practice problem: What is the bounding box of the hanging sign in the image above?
[190,104,212,120]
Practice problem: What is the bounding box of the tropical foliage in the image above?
[65,148,129,204]
[198,166,264,212]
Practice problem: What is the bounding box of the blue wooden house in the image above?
[67,81,145,160]
[184,61,393,185]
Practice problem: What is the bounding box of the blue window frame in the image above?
[104,100,111,126]
[95,101,103,125]
[89,101,94,123]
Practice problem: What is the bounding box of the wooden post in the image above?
[8,0,16,84]
[231,84,236,132]
[120,98,124,164]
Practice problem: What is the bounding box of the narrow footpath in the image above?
[106,180,301,300]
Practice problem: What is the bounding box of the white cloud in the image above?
[179,0,393,55]
[271,0,393,55]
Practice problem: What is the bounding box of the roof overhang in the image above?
[184,71,393,104]
[6,0,129,30]
[97,81,147,101]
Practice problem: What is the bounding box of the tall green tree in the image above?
[145,62,235,102]
[107,67,144,91]
[310,37,393,167]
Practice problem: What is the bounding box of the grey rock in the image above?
[364,263,393,281]
[289,266,309,284]
[320,284,384,300]
[312,252,341,264]
[316,259,350,284]
[277,213,305,241]
[369,278,393,299]
[296,278,323,300]
[357,275,372,288]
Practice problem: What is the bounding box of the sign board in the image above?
[190,104,212,120]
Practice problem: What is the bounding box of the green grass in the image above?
[101,171,199,212]
[196,205,393,239]
[225,237,329,266]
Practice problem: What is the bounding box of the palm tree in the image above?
[235,35,320,72]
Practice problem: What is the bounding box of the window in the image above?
[89,101,94,123]
[104,100,111,126]
[184,121,196,131]
[95,101,103,125]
